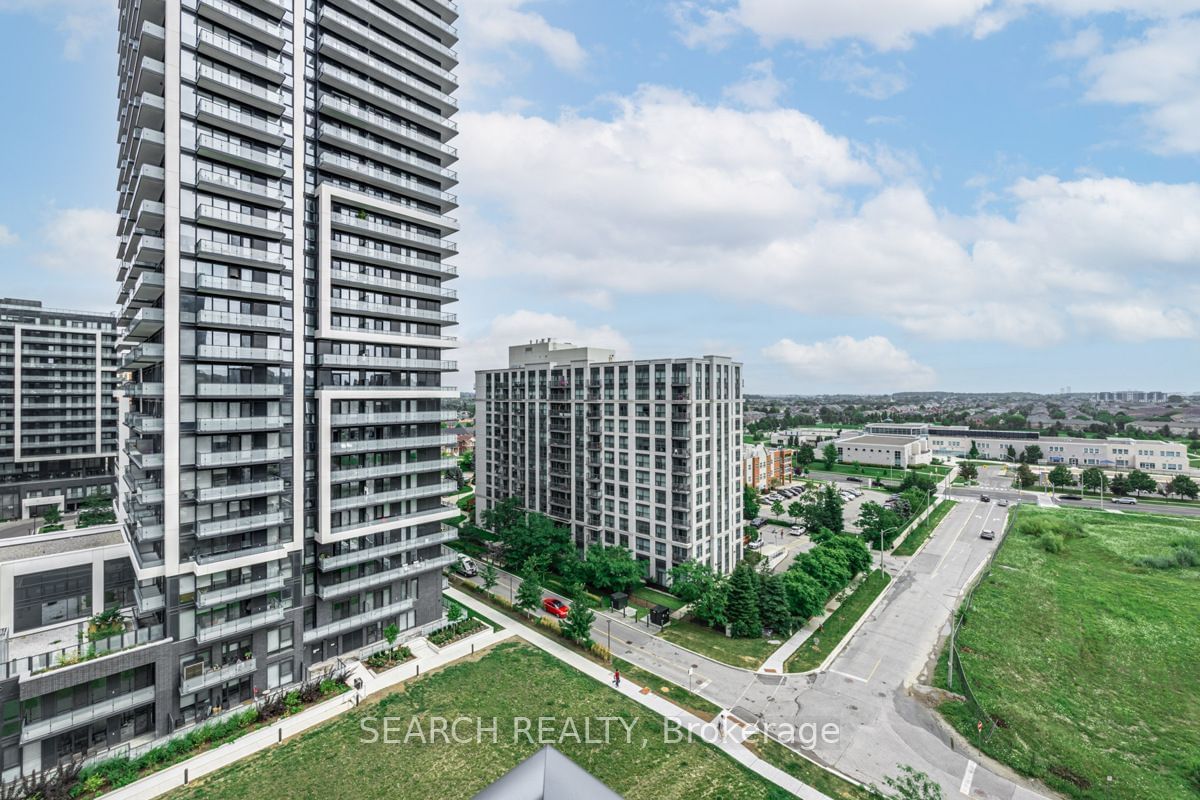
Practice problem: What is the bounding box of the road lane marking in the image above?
[864,657,882,682]
[829,668,868,683]
[960,760,977,795]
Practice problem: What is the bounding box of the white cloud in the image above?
[0,224,17,246]
[1067,302,1198,340]
[0,0,114,59]
[821,46,909,99]
[456,88,1200,346]
[670,0,1200,51]
[459,0,586,71]
[455,310,631,386]
[1072,18,1200,153]
[763,336,937,392]
[34,207,117,277]
[722,59,786,109]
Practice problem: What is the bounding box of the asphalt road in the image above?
[462,496,1051,799]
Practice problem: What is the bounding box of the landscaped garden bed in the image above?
[427,617,486,648]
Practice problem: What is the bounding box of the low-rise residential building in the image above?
[475,341,744,580]
[743,443,793,491]
[863,423,1191,473]
[835,434,933,469]
[0,299,119,520]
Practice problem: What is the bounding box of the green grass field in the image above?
[659,620,780,669]
[934,507,1200,799]
[784,570,890,673]
[892,500,957,557]
[630,585,686,611]
[167,642,792,800]
[819,463,951,479]
[743,736,876,800]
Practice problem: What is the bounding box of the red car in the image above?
[542,597,570,619]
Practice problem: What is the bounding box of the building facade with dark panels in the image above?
[476,341,745,581]
[0,299,119,520]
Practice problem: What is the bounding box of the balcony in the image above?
[329,480,455,512]
[121,306,165,344]
[20,686,157,744]
[315,30,457,115]
[196,28,285,83]
[125,412,164,434]
[317,550,456,600]
[324,0,457,64]
[196,477,285,503]
[196,273,289,300]
[320,123,454,185]
[195,238,286,269]
[196,97,286,146]
[197,0,287,49]
[197,204,285,238]
[195,345,292,365]
[195,605,287,644]
[318,151,455,207]
[318,528,457,571]
[196,169,285,207]
[195,308,291,332]
[122,381,165,398]
[318,353,454,370]
[196,134,285,176]
[130,514,165,543]
[302,598,415,643]
[328,297,456,325]
[127,444,165,469]
[318,94,457,162]
[195,415,288,433]
[118,268,165,308]
[197,64,285,113]
[318,64,456,137]
[196,510,288,539]
[120,342,165,370]
[330,409,456,426]
[330,456,455,483]
[134,582,165,614]
[126,163,165,210]
[331,433,455,455]
[195,446,291,467]
[194,541,289,569]
[328,239,453,280]
[329,212,457,256]
[196,381,287,398]
[180,656,257,695]
[196,574,288,608]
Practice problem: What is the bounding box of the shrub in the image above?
[589,642,612,662]
[1040,533,1063,554]
[1136,540,1200,569]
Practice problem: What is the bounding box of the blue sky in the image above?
[1,0,1198,394]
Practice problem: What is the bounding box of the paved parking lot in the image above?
[754,479,892,569]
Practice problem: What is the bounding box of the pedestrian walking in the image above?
[717,714,724,739]
[612,668,621,688]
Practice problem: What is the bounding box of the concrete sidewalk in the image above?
[446,587,837,800]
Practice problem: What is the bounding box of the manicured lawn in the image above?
[892,500,957,556]
[743,735,876,800]
[784,570,890,673]
[659,620,779,669]
[630,585,686,611]
[167,642,791,800]
[933,507,1200,800]
[822,463,951,479]
[612,658,721,720]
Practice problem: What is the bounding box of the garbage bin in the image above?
[610,592,628,611]
[649,604,671,626]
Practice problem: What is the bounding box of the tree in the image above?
[562,601,595,646]
[898,471,938,494]
[771,500,785,518]
[1021,444,1044,464]
[383,623,399,647]
[1047,464,1076,489]
[1005,444,1017,462]
[857,502,906,551]
[758,574,793,636]
[1014,463,1037,489]
[481,562,499,593]
[874,765,945,800]
[743,486,761,520]
[458,449,474,472]
[583,545,645,594]
[482,496,523,535]
[780,569,825,621]
[500,512,574,574]
[1167,475,1199,500]
[793,547,852,597]
[1109,472,1130,496]
[787,500,804,519]
[821,442,839,469]
[796,442,815,471]
[515,573,543,616]
[1128,469,1158,496]
[726,562,761,638]
[1078,467,1104,493]
[967,442,980,460]
[825,535,872,576]
[669,561,719,603]
[41,505,61,526]
[691,579,729,628]
[958,462,978,481]
[446,465,465,490]
[447,602,464,623]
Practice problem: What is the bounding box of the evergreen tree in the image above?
[726,562,761,638]
[758,574,793,636]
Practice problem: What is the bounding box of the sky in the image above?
[1,0,1198,394]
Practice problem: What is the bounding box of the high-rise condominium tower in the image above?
[113,0,459,736]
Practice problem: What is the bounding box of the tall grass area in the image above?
[934,506,1200,799]
[892,500,957,556]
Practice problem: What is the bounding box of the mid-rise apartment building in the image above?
[0,0,467,778]
[475,342,744,582]
[0,299,119,520]
[742,443,793,491]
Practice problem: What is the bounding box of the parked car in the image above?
[980,530,996,540]
[751,517,766,528]
[1112,497,1138,505]
[747,538,763,550]
[1059,494,1083,501]
[846,476,863,483]
[997,499,1009,507]
[453,554,478,577]
[789,525,805,536]
[980,495,990,503]
[542,597,570,619]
